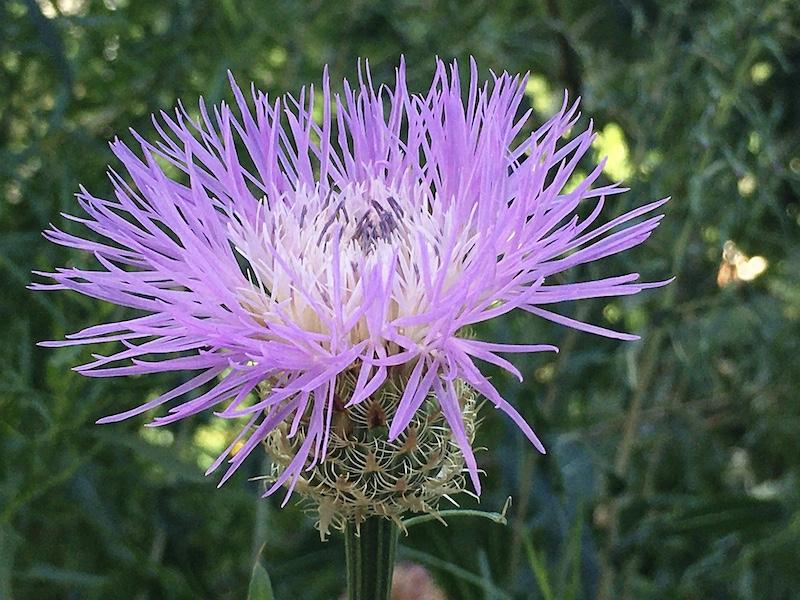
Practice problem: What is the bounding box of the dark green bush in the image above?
[2,1,798,598]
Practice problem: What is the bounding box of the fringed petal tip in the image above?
[36,340,59,348]
[653,276,677,287]
[95,413,134,425]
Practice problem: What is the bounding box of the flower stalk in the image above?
[345,517,398,600]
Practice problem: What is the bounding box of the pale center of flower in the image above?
[228,178,474,350]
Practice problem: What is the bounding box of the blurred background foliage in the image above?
[2,0,799,598]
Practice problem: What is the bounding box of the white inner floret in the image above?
[228,178,479,351]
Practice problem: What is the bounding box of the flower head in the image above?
[35,58,668,507]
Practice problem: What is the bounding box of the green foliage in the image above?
[247,548,275,600]
[2,0,799,598]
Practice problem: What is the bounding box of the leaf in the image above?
[400,546,513,600]
[0,525,20,599]
[402,496,512,529]
[248,548,276,600]
[478,549,500,600]
[560,511,583,600]
[24,564,107,588]
[522,535,554,600]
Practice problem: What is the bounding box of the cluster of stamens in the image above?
[351,198,402,250]
[312,185,405,252]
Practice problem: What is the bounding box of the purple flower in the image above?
[34,58,668,497]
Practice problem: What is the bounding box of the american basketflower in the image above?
[35,57,668,598]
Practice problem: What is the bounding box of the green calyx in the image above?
[264,371,479,539]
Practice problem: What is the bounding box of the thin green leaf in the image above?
[523,535,554,600]
[560,512,583,600]
[400,546,513,600]
[23,565,107,588]
[248,546,276,600]
[478,548,500,600]
[0,525,20,600]
[402,497,512,529]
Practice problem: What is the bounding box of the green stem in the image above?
[345,517,398,600]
